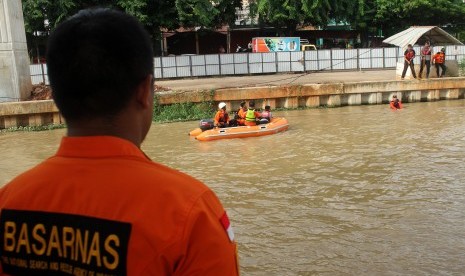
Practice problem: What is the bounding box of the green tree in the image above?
[22,0,241,57]
[350,0,465,39]
[249,0,355,35]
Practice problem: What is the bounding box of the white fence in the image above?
[30,45,465,84]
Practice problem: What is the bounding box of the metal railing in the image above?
[30,45,465,84]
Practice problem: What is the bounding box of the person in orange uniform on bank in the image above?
[401,44,417,80]
[214,102,230,128]
[236,101,247,126]
[244,101,261,126]
[0,9,239,276]
[433,48,447,78]
[419,41,432,79]
[390,95,403,110]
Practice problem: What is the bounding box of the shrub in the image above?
[459,58,465,77]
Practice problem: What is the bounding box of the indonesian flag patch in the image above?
[220,211,235,242]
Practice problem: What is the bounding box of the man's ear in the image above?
[135,75,153,109]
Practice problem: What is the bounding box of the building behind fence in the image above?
[30,46,465,85]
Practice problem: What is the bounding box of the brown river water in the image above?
[1,100,465,275]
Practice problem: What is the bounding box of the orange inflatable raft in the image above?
[189,117,289,141]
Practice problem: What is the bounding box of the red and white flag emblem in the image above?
[220,211,235,242]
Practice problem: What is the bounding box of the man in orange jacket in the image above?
[390,95,402,110]
[214,102,230,127]
[236,101,247,126]
[433,48,447,78]
[0,9,239,276]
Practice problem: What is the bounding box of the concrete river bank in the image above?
[1,100,465,275]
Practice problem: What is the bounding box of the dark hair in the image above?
[265,105,270,111]
[46,8,154,121]
[240,101,246,107]
[249,101,255,108]
[407,44,412,47]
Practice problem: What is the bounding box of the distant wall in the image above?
[157,77,465,110]
[29,45,465,85]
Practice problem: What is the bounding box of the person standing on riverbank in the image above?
[0,9,239,276]
[401,44,417,80]
[419,42,432,79]
[433,48,447,78]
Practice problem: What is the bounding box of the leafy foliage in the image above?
[349,0,465,36]
[249,0,465,36]
[22,0,241,37]
[22,0,465,48]
[249,0,359,34]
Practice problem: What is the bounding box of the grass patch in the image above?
[152,101,216,123]
[152,103,333,123]
[459,58,465,77]
[1,124,66,133]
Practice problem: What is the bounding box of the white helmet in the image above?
[218,102,226,109]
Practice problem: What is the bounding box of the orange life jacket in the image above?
[215,110,229,123]
[421,47,431,56]
[390,100,402,110]
[405,49,415,61]
[434,52,445,64]
[237,108,246,119]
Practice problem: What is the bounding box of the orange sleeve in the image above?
[214,111,220,125]
[174,190,239,275]
[255,111,261,118]
[238,109,245,119]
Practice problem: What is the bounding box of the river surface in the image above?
[1,100,465,275]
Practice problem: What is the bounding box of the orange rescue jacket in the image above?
[0,136,239,275]
[214,110,230,126]
[237,108,246,119]
[433,52,445,64]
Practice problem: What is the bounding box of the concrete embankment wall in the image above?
[158,78,465,110]
[1,78,464,129]
[0,100,64,129]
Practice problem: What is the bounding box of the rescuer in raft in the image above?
[214,102,230,127]
[244,101,262,126]
[260,105,272,124]
[390,95,403,110]
[236,101,247,126]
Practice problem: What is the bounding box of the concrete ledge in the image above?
[158,77,465,106]
[0,100,59,116]
[0,100,63,129]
